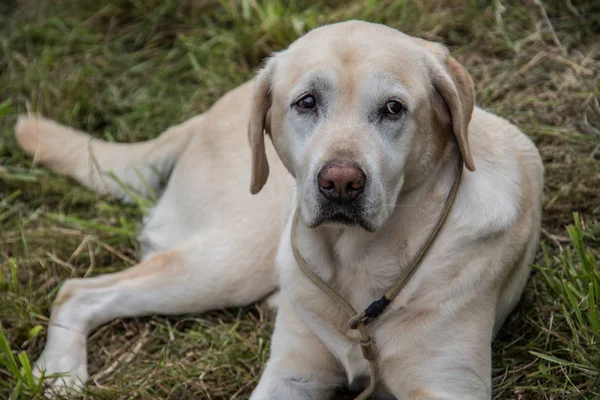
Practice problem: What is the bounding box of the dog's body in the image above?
[16,21,543,399]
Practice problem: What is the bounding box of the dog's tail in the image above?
[15,115,198,201]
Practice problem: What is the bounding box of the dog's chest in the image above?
[280,233,412,383]
[294,294,372,383]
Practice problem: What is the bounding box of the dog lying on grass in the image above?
[16,20,543,399]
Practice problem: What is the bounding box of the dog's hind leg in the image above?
[34,230,278,395]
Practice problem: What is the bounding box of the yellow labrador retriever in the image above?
[15,21,543,399]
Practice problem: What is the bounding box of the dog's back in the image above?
[15,81,294,258]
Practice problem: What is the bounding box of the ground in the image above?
[0,0,599,399]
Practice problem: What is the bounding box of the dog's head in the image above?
[249,21,475,232]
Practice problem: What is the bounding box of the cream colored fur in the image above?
[15,21,543,400]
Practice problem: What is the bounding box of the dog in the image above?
[15,20,543,399]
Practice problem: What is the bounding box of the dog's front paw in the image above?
[34,326,88,397]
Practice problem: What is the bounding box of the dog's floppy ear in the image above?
[248,57,277,194]
[416,38,476,171]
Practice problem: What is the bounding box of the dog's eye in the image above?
[385,100,404,115]
[296,94,316,110]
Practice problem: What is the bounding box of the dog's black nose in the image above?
[318,161,366,204]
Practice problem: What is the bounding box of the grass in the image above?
[0,0,599,398]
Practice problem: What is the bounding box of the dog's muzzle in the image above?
[317,160,366,204]
[313,160,372,230]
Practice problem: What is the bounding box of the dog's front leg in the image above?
[381,299,495,400]
[251,295,343,400]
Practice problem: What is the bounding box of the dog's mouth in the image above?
[308,203,375,232]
